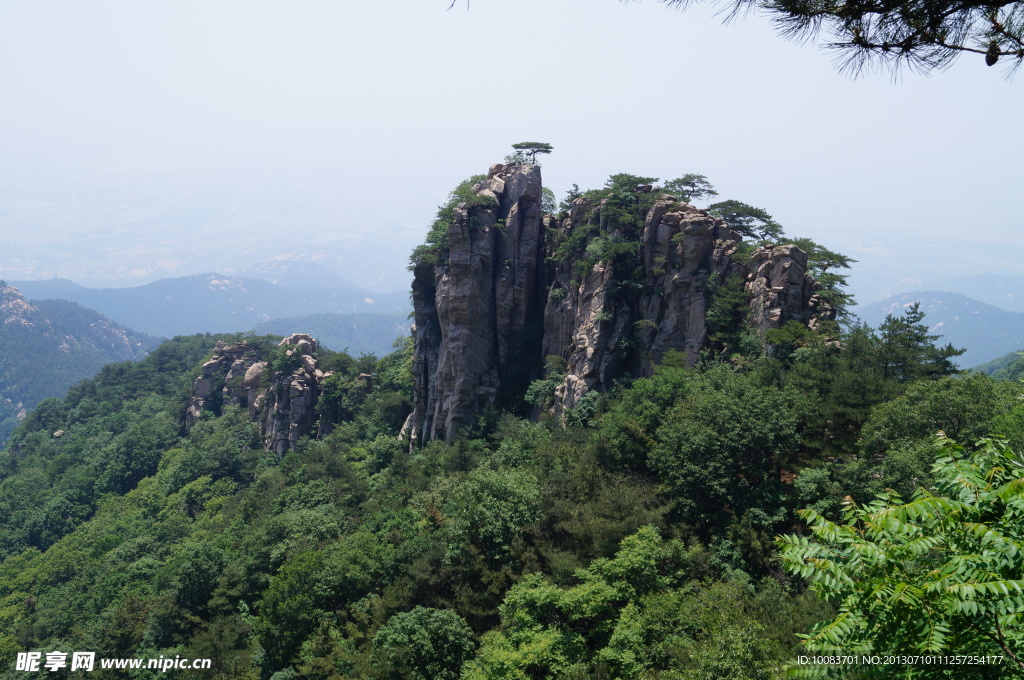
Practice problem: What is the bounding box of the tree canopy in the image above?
[508,142,553,164]
[779,435,1024,677]
[708,199,784,242]
[662,174,719,202]
[877,301,965,382]
[0,296,1002,680]
[646,0,1024,74]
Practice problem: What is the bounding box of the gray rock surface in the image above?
[410,164,832,442]
[185,333,325,456]
[412,164,547,442]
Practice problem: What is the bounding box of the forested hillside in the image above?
[2,306,1022,678]
[2,173,1023,679]
[2,312,1021,679]
[0,283,160,445]
[975,350,1024,381]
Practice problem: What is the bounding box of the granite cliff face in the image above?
[410,164,831,442]
[411,164,547,442]
[185,333,328,457]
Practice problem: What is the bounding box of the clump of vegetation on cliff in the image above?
[409,175,488,268]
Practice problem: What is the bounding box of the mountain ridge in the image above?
[855,290,1024,368]
[11,273,410,338]
[0,282,160,442]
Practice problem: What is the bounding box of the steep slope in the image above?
[973,349,1024,380]
[856,291,1024,367]
[411,164,831,442]
[0,282,159,443]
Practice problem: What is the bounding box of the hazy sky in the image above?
[1,0,1021,304]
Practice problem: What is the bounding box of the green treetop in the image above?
[648,0,1024,75]
[662,173,719,203]
[878,301,965,382]
[508,141,553,164]
[779,435,1024,677]
[708,199,785,242]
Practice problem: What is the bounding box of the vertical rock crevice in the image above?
[412,163,547,442]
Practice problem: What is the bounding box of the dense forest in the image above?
[1,177,1023,679]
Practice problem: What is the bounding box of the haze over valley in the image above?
[2,1,1024,677]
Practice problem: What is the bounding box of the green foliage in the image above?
[1,248,1004,680]
[541,186,557,213]
[255,531,390,671]
[508,141,553,164]
[877,302,965,382]
[860,373,1023,457]
[466,525,812,679]
[764,320,823,364]
[779,436,1024,677]
[558,183,582,213]
[649,0,1024,75]
[0,335,236,557]
[662,173,719,203]
[706,272,754,355]
[650,365,805,533]
[787,237,857,317]
[549,173,658,274]
[409,174,488,267]
[163,407,262,494]
[708,199,785,242]
[980,350,1024,381]
[0,294,162,445]
[598,364,692,471]
[524,378,559,409]
[443,467,542,563]
[504,150,531,164]
[372,606,475,680]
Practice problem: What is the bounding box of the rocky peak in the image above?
[1,283,39,326]
[412,164,547,442]
[410,164,833,442]
[185,333,326,457]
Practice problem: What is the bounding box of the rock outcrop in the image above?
[410,164,832,442]
[185,333,327,457]
[412,163,548,442]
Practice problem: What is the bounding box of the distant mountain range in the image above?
[855,291,1024,368]
[251,312,410,357]
[0,282,161,443]
[923,274,1024,313]
[10,274,411,338]
[235,248,392,290]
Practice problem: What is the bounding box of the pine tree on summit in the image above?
[508,142,553,164]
